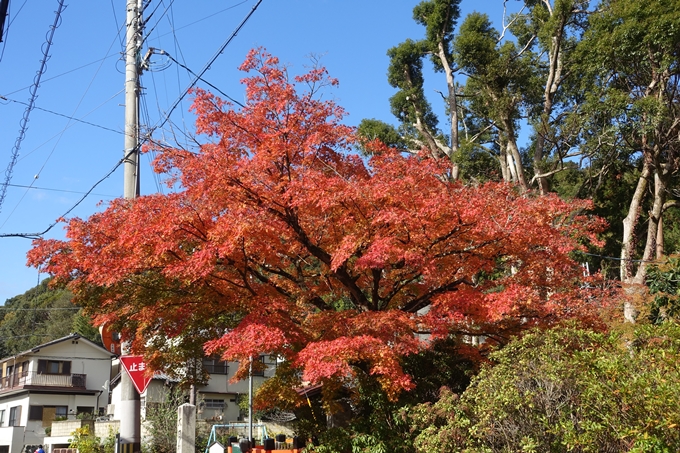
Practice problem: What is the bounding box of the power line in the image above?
[0,0,67,216]
[157,49,244,108]
[0,307,80,311]
[1,20,126,231]
[152,0,250,41]
[15,88,124,164]
[6,183,114,198]
[0,96,123,134]
[0,0,28,63]
[2,53,120,97]
[580,251,656,264]
[152,0,263,133]
[0,147,134,239]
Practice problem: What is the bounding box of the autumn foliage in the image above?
[28,49,609,401]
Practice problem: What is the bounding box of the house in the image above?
[109,354,278,424]
[0,332,278,453]
[0,334,115,453]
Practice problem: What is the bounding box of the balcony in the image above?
[0,372,87,392]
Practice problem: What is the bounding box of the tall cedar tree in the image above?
[29,49,608,403]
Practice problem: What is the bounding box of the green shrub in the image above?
[408,323,680,452]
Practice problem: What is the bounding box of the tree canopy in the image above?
[0,278,100,357]
[29,49,609,402]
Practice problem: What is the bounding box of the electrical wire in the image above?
[0,307,81,311]
[0,88,124,230]
[6,183,114,198]
[1,21,126,230]
[158,49,244,108]
[0,1,262,240]
[152,0,250,41]
[0,0,67,216]
[0,147,136,239]
[141,0,174,45]
[0,0,28,63]
[110,0,125,51]
[580,251,656,264]
[14,88,124,164]
[151,0,263,134]
[2,53,120,97]
[0,96,123,135]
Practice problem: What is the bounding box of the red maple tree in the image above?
[29,49,609,401]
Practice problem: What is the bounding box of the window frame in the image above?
[203,399,225,410]
[202,357,229,375]
[28,406,43,421]
[37,359,71,375]
[8,406,21,427]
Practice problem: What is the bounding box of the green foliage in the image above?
[101,428,118,453]
[142,386,186,453]
[412,0,461,70]
[0,278,101,356]
[355,119,408,155]
[408,324,680,452]
[69,426,102,453]
[298,337,476,453]
[646,255,680,323]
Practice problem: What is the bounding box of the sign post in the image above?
[120,355,153,394]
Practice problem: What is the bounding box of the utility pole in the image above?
[123,0,141,199]
[120,0,143,452]
[248,356,254,444]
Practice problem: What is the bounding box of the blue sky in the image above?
[0,0,521,304]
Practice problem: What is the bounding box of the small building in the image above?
[0,334,115,453]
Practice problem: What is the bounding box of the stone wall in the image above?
[94,420,119,439]
[51,420,94,437]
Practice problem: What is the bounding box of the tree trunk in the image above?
[634,168,667,282]
[437,41,460,180]
[621,161,651,283]
[620,160,651,323]
[502,117,529,191]
[533,29,564,195]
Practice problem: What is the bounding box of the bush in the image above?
[408,323,680,453]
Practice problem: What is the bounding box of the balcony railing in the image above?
[0,371,86,392]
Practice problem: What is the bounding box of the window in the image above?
[28,406,43,421]
[8,406,21,426]
[202,357,228,375]
[37,360,71,375]
[76,407,94,416]
[203,399,225,410]
[251,355,266,377]
[0,409,5,426]
[55,406,68,417]
[18,361,28,377]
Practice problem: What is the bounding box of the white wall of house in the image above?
[0,336,114,453]
[27,338,112,403]
[0,395,30,453]
[0,426,24,453]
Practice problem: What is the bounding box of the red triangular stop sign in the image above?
[120,355,153,394]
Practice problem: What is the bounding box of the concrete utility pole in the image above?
[248,356,254,443]
[120,0,143,452]
[123,0,142,200]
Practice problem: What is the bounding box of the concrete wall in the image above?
[0,425,29,453]
[94,420,118,439]
[50,421,94,438]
